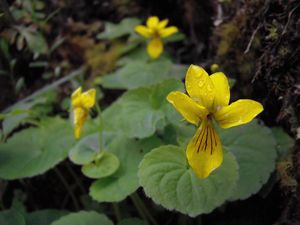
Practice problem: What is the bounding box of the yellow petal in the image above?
[81,88,96,109]
[214,99,263,129]
[167,91,208,126]
[185,65,215,110]
[158,19,169,29]
[186,120,223,178]
[159,26,178,38]
[146,16,159,29]
[135,25,152,38]
[71,87,82,107]
[73,107,88,139]
[147,38,163,59]
[210,72,230,109]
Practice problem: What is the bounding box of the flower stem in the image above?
[66,162,87,194]
[130,192,158,225]
[95,102,104,151]
[54,167,80,210]
[112,203,122,222]
[130,194,148,222]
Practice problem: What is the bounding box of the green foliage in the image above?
[102,58,187,90]
[97,18,141,40]
[50,211,113,225]
[15,26,48,55]
[164,32,186,43]
[0,117,75,179]
[218,120,277,200]
[26,210,68,225]
[138,145,239,217]
[82,151,120,179]
[101,59,172,90]
[89,135,162,202]
[0,209,26,225]
[271,127,294,159]
[69,134,99,165]
[102,79,183,138]
[0,8,289,223]
[1,93,54,137]
[118,218,148,225]
[0,208,68,225]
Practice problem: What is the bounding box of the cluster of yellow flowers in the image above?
[70,17,263,179]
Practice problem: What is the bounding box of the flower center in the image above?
[207,114,213,121]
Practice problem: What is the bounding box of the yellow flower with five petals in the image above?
[135,16,178,59]
[71,87,96,139]
[167,65,263,178]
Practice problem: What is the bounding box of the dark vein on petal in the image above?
[204,125,208,152]
[197,124,206,153]
[209,126,213,155]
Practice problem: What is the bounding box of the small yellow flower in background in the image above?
[135,16,178,59]
[167,65,263,178]
[71,87,96,139]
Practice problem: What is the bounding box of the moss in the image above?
[85,41,124,78]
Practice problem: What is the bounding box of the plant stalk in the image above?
[130,192,158,225]
[54,167,80,210]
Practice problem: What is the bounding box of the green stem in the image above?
[130,193,158,225]
[112,203,122,222]
[54,168,80,210]
[66,163,87,194]
[95,102,104,151]
[130,194,148,223]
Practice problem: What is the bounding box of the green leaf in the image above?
[50,211,113,225]
[2,110,30,136]
[164,32,186,43]
[102,79,183,138]
[118,218,148,225]
[89,135,162,202]
[2,97,47,136]
[218,120,277,200]
[82,151,120,179]
[26,210,68,225]
[117,47,150,64]
[0,209,26,225]
[138,145,239,217]
[271,127,294,159]
[69,134,99,165]
[16,26,48,54]
[101,59,174,90]
[0,117,75,179]
[169,64,189,80]
[97,18,141,40]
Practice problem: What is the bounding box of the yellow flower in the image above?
[135,16,178,59]
[167,65,263,178]
[71,87,96,139]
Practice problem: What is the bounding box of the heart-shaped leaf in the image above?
[50,211,113,225]
[101,59,173,90]
[0,117,75,179]
[82,151,120,179]
[138,145,239,217]
[26,209,68,225]
[102,79,183,139]
[69,134,99,165]
[0,209,26,225]
[89,135,162,202]
[97,18,141,40]
[218,120,277,200]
